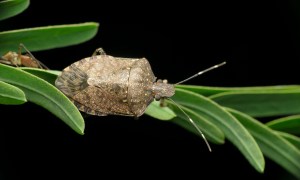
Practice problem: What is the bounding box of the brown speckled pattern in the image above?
[55,55,159,117]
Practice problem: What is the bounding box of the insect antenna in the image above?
[167,61,227,152]
[168,98,212,152]
[175,61,226,85]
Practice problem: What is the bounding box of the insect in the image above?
[55,48,226,151]
[0,43,49,69]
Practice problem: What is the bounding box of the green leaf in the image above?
[0,22,99,54]
[0,0,30,21]
[168,102,225,145]
[266,115,300,135]
[145,100,176,120]
[20,67,60,85]
[172,88,265,173]
[0,80,26,104]
[228,108,300,179]
[176,84,300,97]
[0,63,84,134]
[176,85,231,96]
[277,131,300,150]
[210,90,300,117]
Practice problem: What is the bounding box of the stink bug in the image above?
[55,48,225,151]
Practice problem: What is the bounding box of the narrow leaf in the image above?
[172,88,265,173]
[0,81,26,104]
[228,108,300,179]
[176,84,300,97]
[266,115,300,135]
[0,63,84,134]
[210,90,300,117]
[276,131,300,150]
[0,22,99,54]
[145,100,176,120]
[0,0,30,21]
[168,102,225,145]
[20,67,60,85]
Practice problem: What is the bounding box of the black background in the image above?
[1,0,300,179]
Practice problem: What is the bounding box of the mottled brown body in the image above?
[55,53,175,117]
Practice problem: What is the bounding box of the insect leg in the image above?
[18,43,49,69]
[0,57,13,66]
[159,98,167,107]
[92,48,106,56]
[1,51,20,67]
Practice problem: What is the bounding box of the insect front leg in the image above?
[159,98,168,107]
[0,57,13,66]
[92,48,106,56]
[1,51,20,67]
